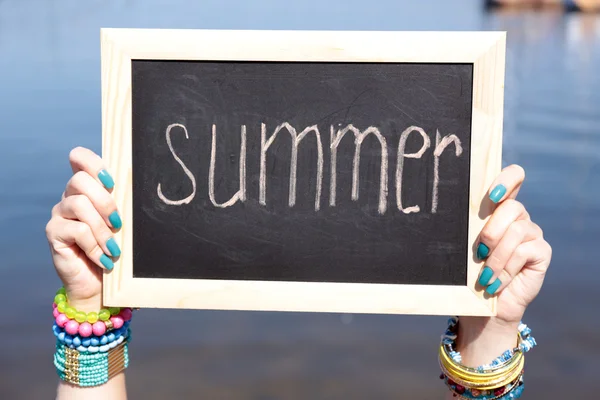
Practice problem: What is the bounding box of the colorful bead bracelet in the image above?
[53,302,132,338]
[441,317,536,372]
[54,339,129,387]
[53,323,130,352]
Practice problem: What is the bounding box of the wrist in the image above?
[455,317,519,367]
[65,292,103,313]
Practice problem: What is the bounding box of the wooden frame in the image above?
[101,29,505,316]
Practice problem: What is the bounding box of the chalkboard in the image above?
[101,29,505,315]
[132,61,472,285]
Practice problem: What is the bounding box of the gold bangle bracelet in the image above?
[440,354,525,390]
[440,356,523,389]
[438,343,523,382]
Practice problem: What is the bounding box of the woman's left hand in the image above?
[457,164,552,366]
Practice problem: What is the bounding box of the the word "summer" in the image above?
[157,122,463,215]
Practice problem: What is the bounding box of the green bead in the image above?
[65,307,77,319]
[54,294,67,304]
[109,307,120,316]
[99,309,111,321]
[57,287,66,295]
[57,302,67,313]
[75,311,87,323]
[87,312,99,324]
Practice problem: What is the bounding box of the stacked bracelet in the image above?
[52,287,133,337]
[53,287,133,387]
[438,317,536,399]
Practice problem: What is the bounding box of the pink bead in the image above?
[110,315,124,330]
[92,321,106,336]
[52,302,57,309]
[79,322,93,337]
[56,313,69,328]
[65,320,80,336]
[120,308,133,322]
[53,307,60,318]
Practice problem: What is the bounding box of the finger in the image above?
[46,217,114,270]
[57,195,121,258]
[476,199,530,260]
[64,171,122,230]
[69,146,115,190]
[486,238,550,295]
[488,164,525,204]
[479,220,543,294]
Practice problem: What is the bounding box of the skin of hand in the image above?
[457,164,552,367]
[46,147,126,399]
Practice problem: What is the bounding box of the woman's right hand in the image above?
[45,147,122,312]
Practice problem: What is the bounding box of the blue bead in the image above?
[58,331,66,341]
[90,337,100,346]
[72,337,81,347]
[64,335,73,345]
[53,325,61,335]
[81,338,91,347]
[100,335,108,345]
[107,332,116,342]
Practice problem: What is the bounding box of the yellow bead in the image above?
[99,309,111,321]
[54,294,67,304]
[57,302,67,313]
[75,311,87,323]
[87,312,99,324]
[65,307,77,319]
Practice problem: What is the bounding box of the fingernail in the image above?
[478,266,494,286]
[109,211,122,230]
[98,169,115,189]
[489,184,507,203]
[100,253,114,270]
[106,237,121,257]
[476,243,490,260]
[486,278,502,295]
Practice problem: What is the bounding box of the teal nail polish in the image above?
[106,237,121,257]
[476,243,490,260]
[486,278,502,295]
[98,169,115,189]
[100,254,114,270]
[109,211,122,230]
[489,184,507,203]
[478,266,494,286]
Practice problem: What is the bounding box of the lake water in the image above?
[1,0,599,398]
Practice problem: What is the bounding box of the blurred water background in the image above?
[1,0,599,398]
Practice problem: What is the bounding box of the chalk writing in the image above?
[157,123,197,205]
[158,122,463,214]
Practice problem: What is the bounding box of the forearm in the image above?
[57,373,127,400]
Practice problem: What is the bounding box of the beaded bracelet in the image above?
[441,317,537,371]
[54,339,129,387]
[53,323,131,352]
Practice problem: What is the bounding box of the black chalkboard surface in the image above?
[131,60,472,285]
